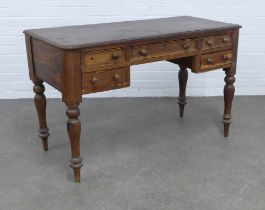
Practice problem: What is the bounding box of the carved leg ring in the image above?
[66,106,83,183]
[33,82,50,151]
[223,68,235,137]
[178,65,188,117]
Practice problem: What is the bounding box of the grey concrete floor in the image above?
[0,96,265,210]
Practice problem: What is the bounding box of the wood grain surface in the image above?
[23,16,241,49]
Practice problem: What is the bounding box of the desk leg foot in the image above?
[223,67,235,137]
[66,106,83,183]
[33,82,50,151]
[178,65,188,117]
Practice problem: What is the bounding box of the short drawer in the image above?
[82,67,130,94]
[200,50,232,71]
[130,39,197,63]
[202,34,232,51]
[81,48,126,72]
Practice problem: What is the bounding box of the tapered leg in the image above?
[178,65,188,117]
[66,106,83,183]
[223,67,236,137]
[33,82,50,151]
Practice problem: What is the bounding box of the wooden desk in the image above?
[24,16,241,182]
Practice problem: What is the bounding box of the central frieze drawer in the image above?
[81,48,126,72]
[130,39,197,63]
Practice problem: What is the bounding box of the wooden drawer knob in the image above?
[113,74,120,81]
[207,40,214,46]
[91,76,98,84]
[222,55,229,61]
[139,49,148,56]
[182,43,189,49]
[222,37,229,43]
[206,58,214,64]
[112,52,120,60]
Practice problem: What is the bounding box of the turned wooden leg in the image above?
[33,82,50,151]
[66,106,83,183]
[178,65,188,117]
[223,67,236,137]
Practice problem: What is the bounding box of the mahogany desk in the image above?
[24,16,241,182]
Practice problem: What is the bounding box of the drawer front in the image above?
[81,48,126,72]
[202,34,232,51]
[200,50,232,71]
[130,39,197,63]
[82,67,130,94]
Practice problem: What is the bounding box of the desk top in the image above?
[24,16,241,49]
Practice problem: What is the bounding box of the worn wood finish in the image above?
[25,35,39,82]
[24,16,241,182]
[62,51,82,106]
[200,50,233,72]
[223,67,235,137]
[33,82,50,151]
[222,29,240,137]
[23,16,240,49]
[130,39,197,64]
[66,106,82,183]
[25,35,50,150]
[202,34,232,51]
[81,48,126,72]
[31,38,63,91]
[178,66,188,117]
[82,67,130,94]
[63,51,83,182]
